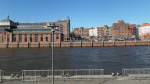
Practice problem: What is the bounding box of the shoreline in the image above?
[0,41,149,48]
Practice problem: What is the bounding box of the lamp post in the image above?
[47,23,59,84]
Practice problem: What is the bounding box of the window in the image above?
[41,34,43,42]
[19,34,22,42]
[56,34,59,39]
[24,34,27,42]
[12,34,16,42]
[7,34,10,42]
[45,34,48,42]
[30,34,32,42]
[35,34,38,42]
[46,37,48,42]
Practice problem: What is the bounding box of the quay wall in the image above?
[0,41,150,48]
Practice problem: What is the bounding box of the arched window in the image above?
[30,34,32,42]
[19,34,22,42]
[12,34,16,42]
[45,34,48,42]
[56,34,59,39]
[7,34,10,42]
[41,34,43,42]
[35,34,38,42]
[25,34,27,42]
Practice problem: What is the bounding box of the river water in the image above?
[0,47,150,74]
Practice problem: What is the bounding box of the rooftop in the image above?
[0,16,14,23]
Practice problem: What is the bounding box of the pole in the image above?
[51,29,54,84]
[48,23,59,84]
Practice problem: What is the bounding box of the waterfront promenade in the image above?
[0,41,150,48]
[3,79,150,84]
[1,68,150,84]
[2,76,150,84]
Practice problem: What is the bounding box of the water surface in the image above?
[0,47,150,74]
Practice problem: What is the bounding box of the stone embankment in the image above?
[0,41,150,48]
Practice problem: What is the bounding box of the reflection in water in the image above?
[0,47,150,74]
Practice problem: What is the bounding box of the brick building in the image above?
[129,24,137,40]
[0,16,70,43]
[112,20,137,41]
[73,26,112,41]
[73,27,90,40]
[97,25,111,41]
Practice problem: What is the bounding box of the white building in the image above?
[139,24,150,40]
[89,28,98,37]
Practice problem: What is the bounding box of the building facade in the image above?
[129,24,137,40]
[0,17,70,43]
[97,25,111,41]
[73,27,90,40]
[89,28,98,37]
[139,24,150,40]
[73,26,112,41]
[112,20,137,41]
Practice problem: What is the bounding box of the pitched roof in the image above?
[0,16,14,23]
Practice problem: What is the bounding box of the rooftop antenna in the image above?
[7,13,10,19]
[7,15,10,20]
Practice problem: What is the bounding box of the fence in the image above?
[0,70,3,82]
[22,69,104,81]
[122,68,150,76]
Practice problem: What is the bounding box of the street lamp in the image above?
[47,23,59,84]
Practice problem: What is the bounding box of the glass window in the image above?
[7,34,10,42]
[56,34,59,39]
[41,34,43,42]
[12,34,16,42]
[25,34,27,42]
[35,34,38,42]
[46,37,48,42]
[30,34,32,42]
[19,34,22,42]
[45,34,48,42]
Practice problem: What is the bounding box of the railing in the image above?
[0,70,3,82]
[2,68,150,81]
[22,69,104,81]
[122,68,150,76]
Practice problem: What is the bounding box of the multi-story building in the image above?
[89,28,98,41]
[139,24,150,40]
[57,19,70,41]
[0,16,70,43]
[82,28,90,40]
[73,27,83,38]
[112,20,129,40]
[97,25,111,41]
[73,26,111,41]
[73,27,90,40]
[112,20,137,41]
[129,24,137,40]
[89,28,98,37]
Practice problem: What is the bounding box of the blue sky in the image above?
[0,0,150,28]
